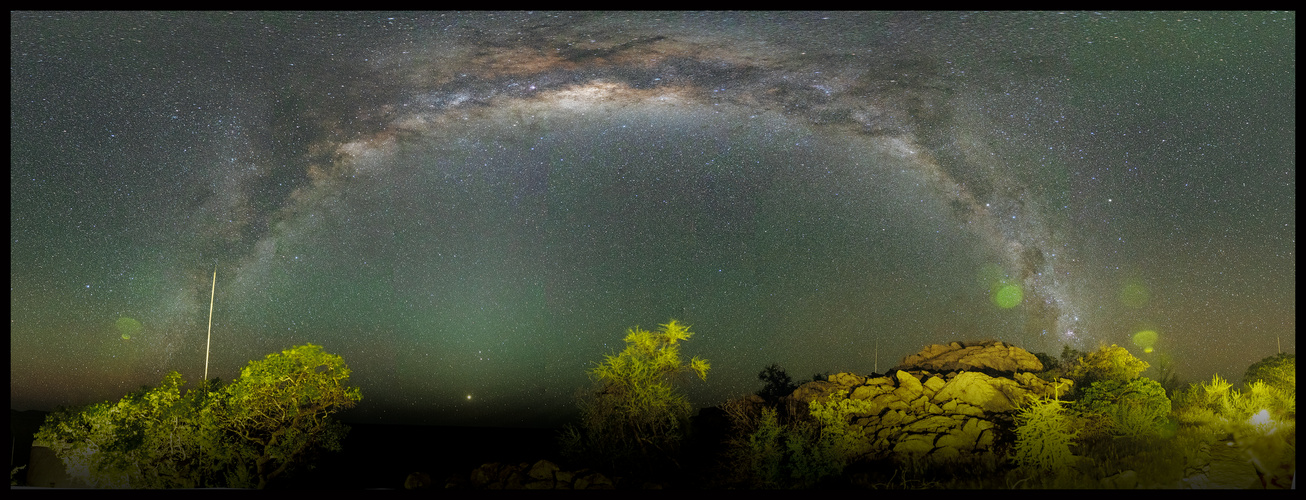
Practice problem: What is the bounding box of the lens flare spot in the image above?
[1119,279,1150,308]
[1132,329,1159,350]
[115,317,143,340]
[993,284,1023,309]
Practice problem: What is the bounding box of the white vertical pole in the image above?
[203,264,216,384]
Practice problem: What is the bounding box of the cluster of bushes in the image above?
[1009,345,1295,489]
[718,388,883,488]
[693,340,1294,489]
[1169,353,1296,488]
[32,344,362,489]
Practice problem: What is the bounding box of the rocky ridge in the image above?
[782,340,1073,468]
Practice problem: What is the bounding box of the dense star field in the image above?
[10,12,1295,427]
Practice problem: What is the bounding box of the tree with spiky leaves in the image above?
[561,319,710,475]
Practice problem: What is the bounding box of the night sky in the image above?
[10,12,1295,428]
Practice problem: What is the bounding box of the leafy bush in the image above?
[1073,378,1171,440]
[1009,394,1078,474]
[1171,373,1296,488]
[718,388,877,488]
[1243,352,1295,393]
[740,407,787,488]
[213,344,361,488]
[34,344,361,489]
[785,390,876,487]
[1067,344,1149,388]
[1058,345,1085,371]
[34,372,198,488]
[562,319,710,474]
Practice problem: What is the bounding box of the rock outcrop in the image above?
[783,342,1072,469]
[892,340,1044,374]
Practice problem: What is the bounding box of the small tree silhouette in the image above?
[756,363,798,406]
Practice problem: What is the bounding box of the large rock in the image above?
[892,370,923,401]
[894,340,1043,373]
[929,371,1018,413]
[790,380,842,403]
[828,372,866,387]
[759,339,1079,475]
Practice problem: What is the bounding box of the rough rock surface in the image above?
[783,349,1073,469]
[446,460,619,490]
[893,340,1044,374]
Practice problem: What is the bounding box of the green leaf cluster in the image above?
[739,407,787,488]
[1067,344,1149,387]
[33,372,226,488]
[1072,377,1171,440]
[33,344,361,489]
[1175,373,1295,431]
[785,390,876,487]
[1009,394,1078,474]
[1242,352,1295,393]
[722,389,876,488]
[565,319,710,473]
[1172,373,1296,487]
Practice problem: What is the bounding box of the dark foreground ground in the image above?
[280,423,566,490]
[12,408,733,490]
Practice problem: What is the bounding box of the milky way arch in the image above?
[223,20,1087,358]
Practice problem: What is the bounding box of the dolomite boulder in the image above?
[782,340,1071,469]
[893,340,1044,374]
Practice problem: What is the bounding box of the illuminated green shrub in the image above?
[33,373,197,488]
[563,319,710,472]
[785,390,876,487]
[1243,353,1295,393]
[740,407,787,488]
[719,388,876,488]
[1067,344,1149,387]
[33,344,361,489]
[1009,394,1078,474]
[1074,377,1171,440]
[1172,372,1296,488]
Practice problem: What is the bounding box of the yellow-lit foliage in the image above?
[567,319,711,471]
[32,345,361,489]
[1010,394,1079,474]
[1178,373,1298,488]
[1174,373,1296,436]
[1067,344,1149,386]
[782,390,878,487]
